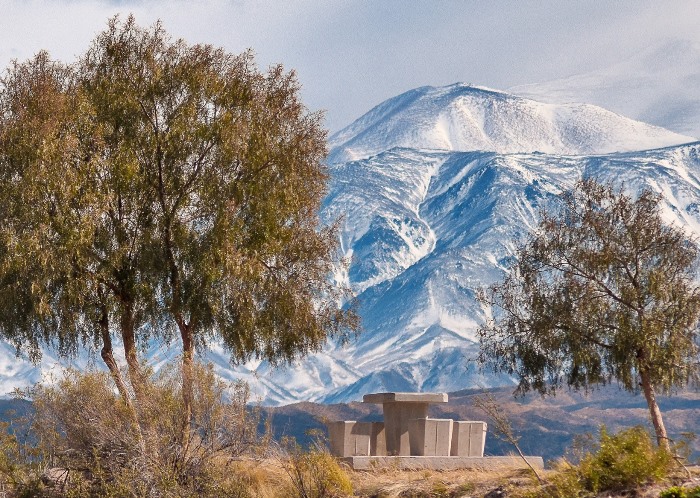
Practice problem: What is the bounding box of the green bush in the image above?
[578,426,673,493]
[660,486,687,498]
[660,486,700,498]
[519,426,674,498]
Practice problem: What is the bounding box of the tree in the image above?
[0,16,357,458]
[478,178,700,450]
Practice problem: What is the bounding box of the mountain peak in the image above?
[328,83,693,163]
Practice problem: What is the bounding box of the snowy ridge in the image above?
[315,142,700,404]
[510,39,700,138]
[2,84,700,405]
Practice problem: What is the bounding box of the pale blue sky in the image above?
[1,0,699,132]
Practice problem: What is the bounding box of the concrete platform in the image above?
[339,455,545,471]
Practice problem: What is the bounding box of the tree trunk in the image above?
[98,305,133,407]
[121,306,146,403]
[179,322,194,453]
[639,368,670,452]
[119,301,150,460]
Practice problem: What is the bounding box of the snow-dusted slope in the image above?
[218,140,700,405]
[3,84,700,405]
[510,39,700,139]
[328,83,693,164]
[314,143,700,403]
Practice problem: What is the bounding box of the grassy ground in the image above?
[225,457,700,498]
[347,465,700,497]
[349,466,533,497]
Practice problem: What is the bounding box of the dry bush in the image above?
[19,360,268,497]
[281,436,353,498]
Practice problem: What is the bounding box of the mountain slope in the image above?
[309,142,700,404]
[213,138,700,405]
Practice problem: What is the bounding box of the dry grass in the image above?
[204,458,528,497]
[349,467,537,497]
[237,459,540,498]
[225,458,292,498]
[238,460,700,498]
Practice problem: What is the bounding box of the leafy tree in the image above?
[0,16,357,456]
[478,178,700,450]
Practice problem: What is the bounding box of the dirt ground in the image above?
[346,464,700,498]
[237,457,699,498]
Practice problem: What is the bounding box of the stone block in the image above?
[408,418,453,456]
[327,421,374,457]
[370,422,386,456]
[450,421,487,457]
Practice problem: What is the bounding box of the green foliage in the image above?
[0,13,357,367]
[0,420,42,493]
[660,486,686,498]
[521,426,674,498]
[430,480,449,497]
[0,13,357,477]
[577,426,672,492]
[659,485,700,498]
[479,178,700,447]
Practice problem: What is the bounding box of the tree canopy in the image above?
[478,178,700,449]
[0,16,357,454]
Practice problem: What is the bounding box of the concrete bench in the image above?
[328,393,487,460]
[327,421,385,457]
[451,421,487,457]
[408,418,453,456]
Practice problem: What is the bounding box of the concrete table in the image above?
[363,392,448,456]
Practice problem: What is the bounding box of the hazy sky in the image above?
[1,1,699,132]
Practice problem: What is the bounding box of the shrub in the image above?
[518,426,674,498]
[17,360,267,497]
[282,437,353,498]
[660,486,700,498]
[577,426,673,493]
[660,486,687,498]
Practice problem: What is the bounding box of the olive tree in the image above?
[478,178,700,450]
[0,16,357,456]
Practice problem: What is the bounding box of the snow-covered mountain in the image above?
[328,83,693,163]
[510,39,700,139]
[2,83,699,405]
[229,85,700,405]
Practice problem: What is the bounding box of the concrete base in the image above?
[340,455,545,471]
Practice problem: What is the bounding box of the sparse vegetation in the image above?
[659,485,700,498]
[0,405,698,498]
[472,392,545,484]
